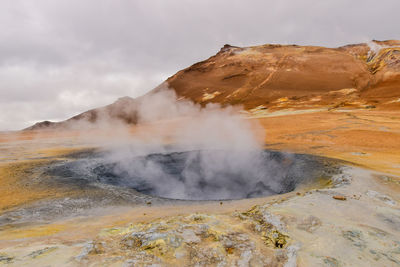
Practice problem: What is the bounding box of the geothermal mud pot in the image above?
[45,149,339,201]
[0,148,339,227]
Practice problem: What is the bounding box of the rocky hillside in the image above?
[24,96,139,130]
[26,40,400,130]
[168,40,400,111]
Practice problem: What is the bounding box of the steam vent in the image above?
[45,149,339,201]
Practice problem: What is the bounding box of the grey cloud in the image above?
[0,0,399,130]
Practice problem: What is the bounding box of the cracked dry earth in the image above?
[0,109,400,266]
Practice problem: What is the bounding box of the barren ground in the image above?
[0,109,399,266]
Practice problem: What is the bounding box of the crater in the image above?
[46,149,339,201]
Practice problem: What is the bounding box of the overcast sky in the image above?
[1,0,399,130]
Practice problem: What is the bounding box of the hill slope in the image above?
[167,40,400,110]
[26,40,400,130]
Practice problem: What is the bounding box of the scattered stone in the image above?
[333,195,347,201]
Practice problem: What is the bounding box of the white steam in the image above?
[42,86,316,200]
[90,85,281,200]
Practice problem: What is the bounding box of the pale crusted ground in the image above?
[0,109,399,266]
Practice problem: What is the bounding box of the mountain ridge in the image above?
[25,40,400,130]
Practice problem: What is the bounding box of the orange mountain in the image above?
[26,40,400,130]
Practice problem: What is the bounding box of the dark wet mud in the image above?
[0,149,341,226]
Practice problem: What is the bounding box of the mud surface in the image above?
[0,149,339,227]
[46,149,339,200]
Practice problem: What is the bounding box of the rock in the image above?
[333,195,347,201]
